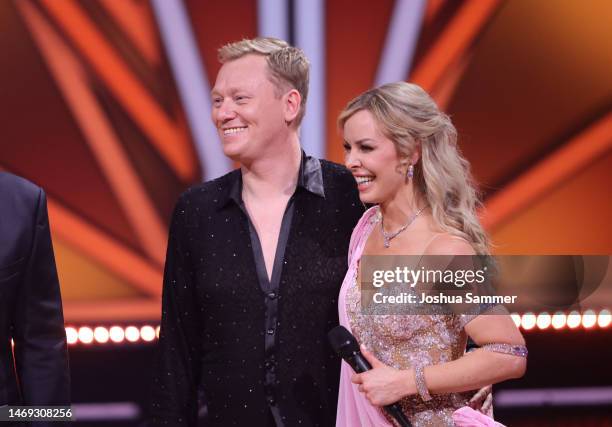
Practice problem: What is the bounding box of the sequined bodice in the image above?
[345,253,476,426]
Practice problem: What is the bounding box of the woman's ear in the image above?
[410,142,422,165]
[400,146,421,167]
[284,89,301,125]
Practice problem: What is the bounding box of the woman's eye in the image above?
[342,143,351,152]
[360,145,373,152]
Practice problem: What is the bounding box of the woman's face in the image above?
[343,110,407,205]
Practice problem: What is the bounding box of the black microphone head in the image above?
[328,326,360,358]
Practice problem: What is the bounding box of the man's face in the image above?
[211,54,287,162]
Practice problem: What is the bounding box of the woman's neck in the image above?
[379,186,427,230]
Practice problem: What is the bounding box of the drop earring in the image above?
[405,164,414,183]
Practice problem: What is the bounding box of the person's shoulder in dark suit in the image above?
[0,171,43,215]
[0,172,70,408]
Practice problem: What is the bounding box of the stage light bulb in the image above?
[536,312,551,330]
[551,312,566,329]
[125,326,140,342]
[109,326,125,343]
[66,327,78,345]
[140,325,156,342]
[78,327,94,344]
[566,311,581,329]
[94,327,110,343]
[582,309,597,329]
[598,309,611,328]
[521,312,536,330]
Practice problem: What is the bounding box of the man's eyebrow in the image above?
[211,87,245,97]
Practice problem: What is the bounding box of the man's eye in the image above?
[212,98,222,106]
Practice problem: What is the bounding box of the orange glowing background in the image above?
[1,0,610,322]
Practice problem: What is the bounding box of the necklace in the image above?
[380,206,427,248]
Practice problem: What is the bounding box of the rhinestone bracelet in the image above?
[481,343,528,358]
[414,364,432,402]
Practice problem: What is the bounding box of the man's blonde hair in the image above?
[218,37,310,127]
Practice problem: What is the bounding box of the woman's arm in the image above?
[352,314,526,406]
[352,235,526,406]
[419,314,526,395]
[419,234,527,395]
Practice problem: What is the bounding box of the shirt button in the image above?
[268,398,276,405]
[267,329,275,335]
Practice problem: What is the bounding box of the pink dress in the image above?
[336,207,486,427]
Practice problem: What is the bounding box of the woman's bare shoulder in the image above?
[423,233,475,256]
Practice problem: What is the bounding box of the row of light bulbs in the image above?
[63,309,611,345]
[65,325,159,345]
[510,309,611,331]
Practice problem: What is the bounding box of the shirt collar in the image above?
[221,150,325,209]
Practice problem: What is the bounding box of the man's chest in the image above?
[184,203,351,300]
[244,199,289,274]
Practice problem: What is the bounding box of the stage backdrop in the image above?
[1,0,610,323]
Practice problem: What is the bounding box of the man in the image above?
[151,38,363,426]
[0,172,70,413]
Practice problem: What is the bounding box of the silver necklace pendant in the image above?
[380,205,427,248]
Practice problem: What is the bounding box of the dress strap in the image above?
[421,232,443,253]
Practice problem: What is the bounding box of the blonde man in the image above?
[151,38,364,426]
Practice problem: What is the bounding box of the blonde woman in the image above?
[336,82,526,426]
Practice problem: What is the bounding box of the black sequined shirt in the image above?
[151,154,364,426]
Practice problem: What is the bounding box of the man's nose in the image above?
[215,100,236,123]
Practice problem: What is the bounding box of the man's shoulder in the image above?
[319,159,354,185]
[168,170,240,226]
[318,159,359,194]
[178,169,239,202]
[316,159,363,220]
[319,158,350,176]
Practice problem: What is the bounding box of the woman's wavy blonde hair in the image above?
[338,82,490,255]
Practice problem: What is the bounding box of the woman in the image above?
[336,82,526,426]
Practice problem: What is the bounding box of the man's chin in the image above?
[222,142,246,161]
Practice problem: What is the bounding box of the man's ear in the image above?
[284,89,301,125]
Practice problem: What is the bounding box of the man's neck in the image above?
[241,135,302,202]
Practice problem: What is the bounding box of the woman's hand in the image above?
[350,345,416,406]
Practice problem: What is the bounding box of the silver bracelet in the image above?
[414,364,432,402]
[481,343,528,358]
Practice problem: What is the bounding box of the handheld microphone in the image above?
[328,326,412,427]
